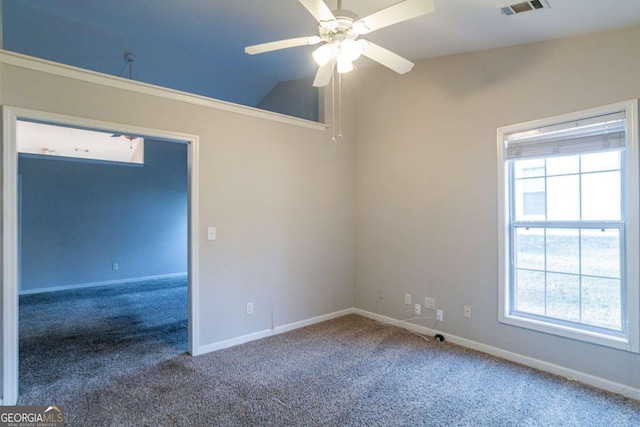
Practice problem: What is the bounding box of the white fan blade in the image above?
[313,61,335,87]
[298,0,336,25]
[353,0,435,35]
[245,36,322,55]
[360,40,414,74]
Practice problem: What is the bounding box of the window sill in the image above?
[499,313,637,353]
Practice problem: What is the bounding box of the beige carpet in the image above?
[18,281,640,426]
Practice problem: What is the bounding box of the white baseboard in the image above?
[19,272,188,295]
[353,308,640,401]
[197,308,354,355]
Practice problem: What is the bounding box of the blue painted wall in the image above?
[18,139,188,292]
[258,77,319,122]
[3,0,319,122]
[2,0,274,107]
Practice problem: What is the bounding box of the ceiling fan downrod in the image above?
[124,52,136,80]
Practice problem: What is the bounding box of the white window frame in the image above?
[497,100,639,352]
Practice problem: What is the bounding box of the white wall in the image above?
[354,25,640,389]
[0,53,355,381]
[4,23,640,401]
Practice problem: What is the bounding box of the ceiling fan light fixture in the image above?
[313,43,334,66]
[336,55,354,73]
[340,39,364,61]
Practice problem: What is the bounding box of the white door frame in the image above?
[2,106,201,405]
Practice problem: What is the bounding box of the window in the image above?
[498,101,639,352]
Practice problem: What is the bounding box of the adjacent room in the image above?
[16,120,189,405]
[2,0,640,425]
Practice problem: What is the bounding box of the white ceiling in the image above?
[17,121,144,164]
[350,0,640,60]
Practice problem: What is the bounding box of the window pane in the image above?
[515,228,545,270]
[546,229,579,274]
[546,272,580,322]
[547,155,579,176]
[582,229,620,278]
[514,158,545,179]
[582,171,621,220]
[514,269,545,315]
[581,151,620,173]
[582,276,621,331]
[523,192,545,216]
[547,175,579,220]
[515,178,545,221]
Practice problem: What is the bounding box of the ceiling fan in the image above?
[244,0,436,87]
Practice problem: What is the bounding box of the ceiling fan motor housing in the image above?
[319,10,359,43]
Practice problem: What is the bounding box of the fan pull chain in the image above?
[331,67,343,142]
[337,72,343,140]
[331,66,336,141]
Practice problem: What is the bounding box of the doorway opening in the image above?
[2,106,201,405]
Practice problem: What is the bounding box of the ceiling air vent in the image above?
[501,0,549,16]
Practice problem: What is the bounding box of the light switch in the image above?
[207,227,216,241]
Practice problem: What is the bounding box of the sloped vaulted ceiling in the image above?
[4,0,640,121]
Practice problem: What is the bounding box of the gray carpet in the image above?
[18,280,640,426]
[18,277,188,406]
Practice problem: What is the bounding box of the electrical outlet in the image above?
[425,297,436,310]
[464,305,471,318]
[378,288,384,299]
[112,263,119,271]
[436,309,443,322]
[246,302,254,315]
[405,293,412,305]
[414,303,421,315]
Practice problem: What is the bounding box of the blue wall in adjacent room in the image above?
[18,139,188,293]
[258,77,319,122]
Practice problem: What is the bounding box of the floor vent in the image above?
[501,0,549,16]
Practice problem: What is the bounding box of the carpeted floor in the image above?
[18,276,188,408]
[18,279,640,426]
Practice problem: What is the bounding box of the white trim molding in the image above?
[353,309,640,401]
[1,106,201,405]
[198,309,353,355]
[187,130,201,356]
[2,106,20,405]
[0,50,327,132]
[19,273,188,295]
